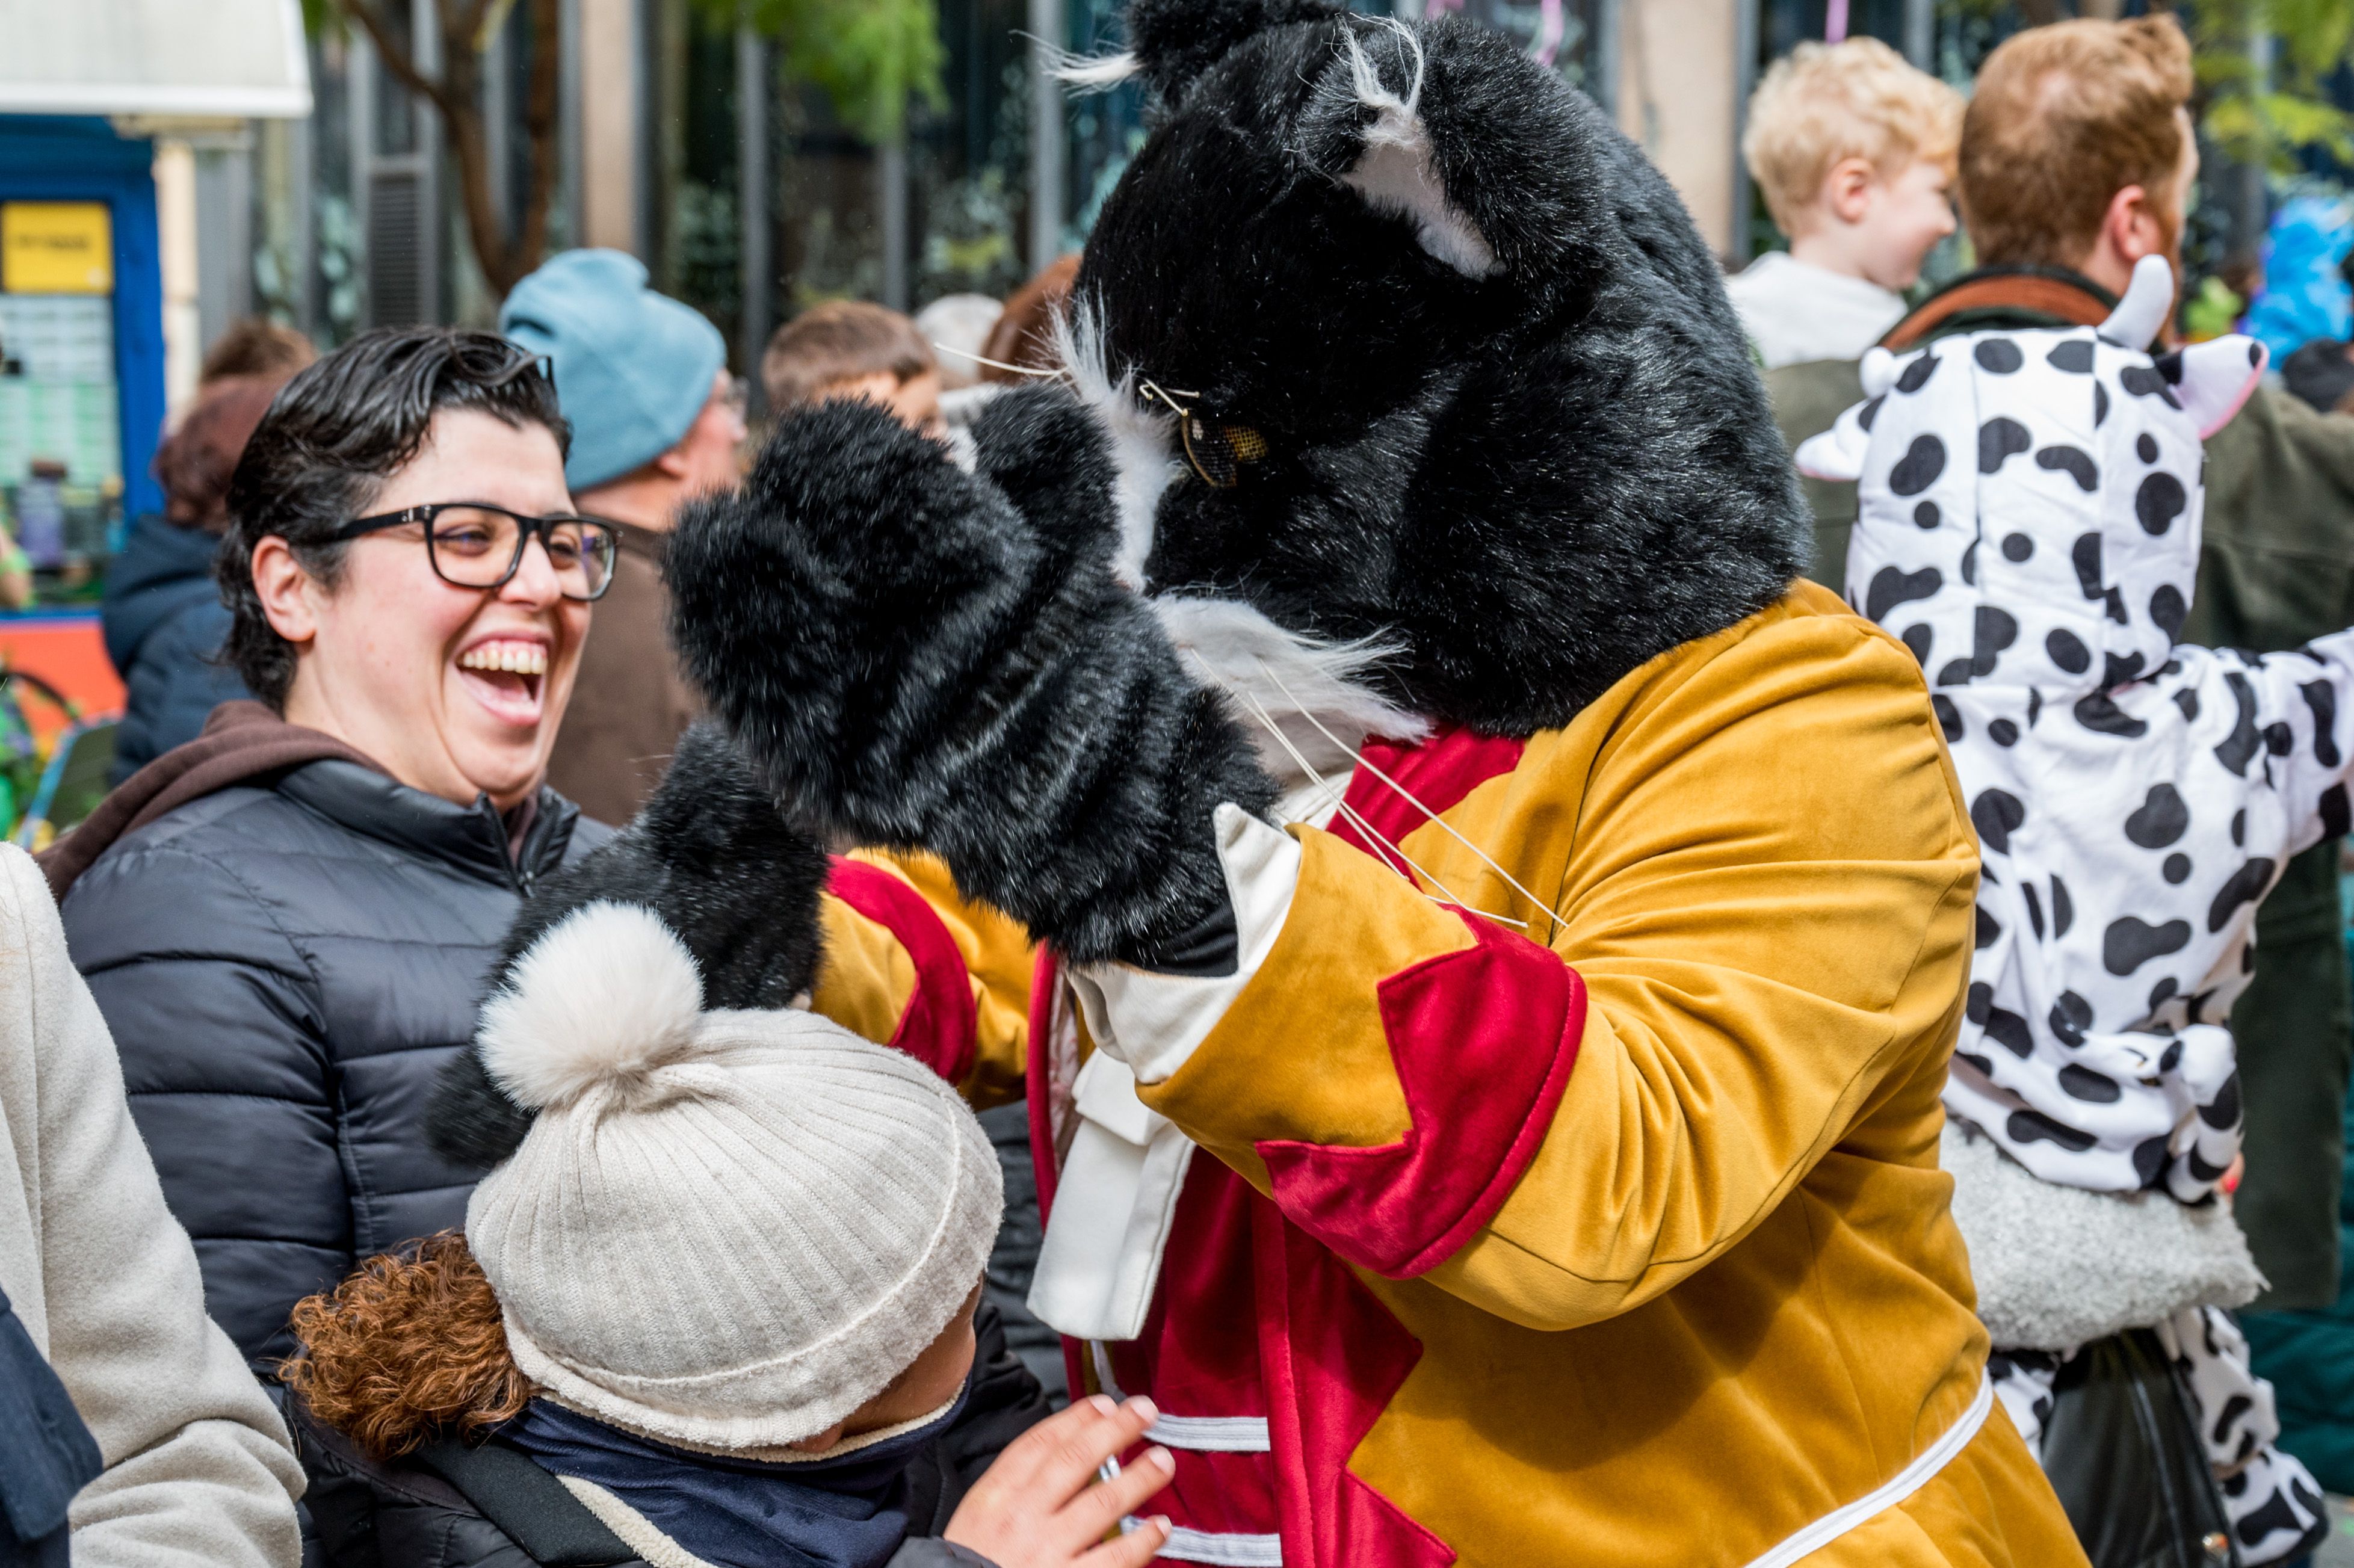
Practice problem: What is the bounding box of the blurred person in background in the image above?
[1728,38,1962,371]
[105,323,317,782]
[0,838,304,1567]
[978,257,1078,385]
[1773,13,2354,1332]
[48,327,614,1388]
[762,300,944,435]
[501,249,743,826]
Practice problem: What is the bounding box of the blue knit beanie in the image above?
[501,250,728,492]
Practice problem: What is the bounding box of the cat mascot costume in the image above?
[433,2,2086,1563]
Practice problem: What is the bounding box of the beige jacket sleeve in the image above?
[0,845,303,1568]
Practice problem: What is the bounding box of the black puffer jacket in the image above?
[291,1302,1042,1568]
[58,741,608,1374]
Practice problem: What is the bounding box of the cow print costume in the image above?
[1799,255,2334,1565]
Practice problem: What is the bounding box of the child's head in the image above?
[283,901,1001,1460]
[1743,38,1963,290]
[762,301,944,436]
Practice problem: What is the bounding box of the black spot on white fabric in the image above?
[1889,434,1946,496]
[1961,540,1980,587]
[2150,976,2178,1011]
[1936,659,1974,688]
[1973,607,2018,676]
[2153,349,2186,385]
[2037,445,2099,492]
[2104,915,2192,974]
[1966,981,1992,1025]
[2023,881,2045,938]
[2047,339,2094,374]
[2186,1147,2231,1184]
[2029,689,2044,727]
[2215,673,2261,776]
[2001,532,2034,562]
[2051,875,2072,936]
[2103,652,2146,688]
[1901,625,1932,665]
[2135,472,2187,535]
[2324,782,2352,840]
[1865,565,1942,623]
[2302,680,2341,767]
[2207,858,2278,933]
[1975,338,2025,373]
[2071,534,2102,600]
[2202,1073,2243,1131]
[1971,789,2026,854]
[1913,500,1939,529]
[2121,364,2183,407]
[2163,853,2191,884]
[1857,395,1886,431]
[1932,694,1962,742]
[2059,1064,2122,1103]
[1979,417,2031,473]
[1989,717,2019,747]
[2095,380,2110,426]
[1956,1051,1995,1078]
[1976,906,2001,949]
[1985,1007,2033,1057]
[2047,628,2091,674]
[2124,783,2189,847]
[1897,353,1938,394]
[2049,990,2092,1045]
[2264,721,2293,757]
[2137,433,2159,463]
[2104,585,2128,626]
[2150,584,2186,640]
[2133,1136,2170,1187]
[2231,807,2246,846]
[2010,1110,2097,1152]
[2075,691,2148,738]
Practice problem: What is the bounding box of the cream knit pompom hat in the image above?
[463,901,1002,1451]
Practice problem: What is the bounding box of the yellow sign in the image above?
[2,203,113,295]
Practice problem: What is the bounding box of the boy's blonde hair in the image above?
[1744,38,1964,234]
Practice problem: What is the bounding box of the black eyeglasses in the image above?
[1138,380,1270,489]
[333,504,620,601]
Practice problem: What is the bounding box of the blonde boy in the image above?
[1730,38,1963,367]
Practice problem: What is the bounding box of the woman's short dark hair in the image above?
[219,327,570,709]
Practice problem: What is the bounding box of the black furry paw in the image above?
[425,722,831,1168]
[665,392,1276,967]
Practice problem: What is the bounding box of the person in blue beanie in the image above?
[501,250,744,823]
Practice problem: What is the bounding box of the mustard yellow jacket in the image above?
[810,581,2083,1568]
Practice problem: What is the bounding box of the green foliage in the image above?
[701,0,948,144]
[2187,0,2354,173]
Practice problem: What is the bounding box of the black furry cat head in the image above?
[1070,1,1808,733]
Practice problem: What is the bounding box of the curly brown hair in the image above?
[279,1232,532,1460]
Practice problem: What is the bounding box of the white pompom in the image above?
[477,902,705,1111]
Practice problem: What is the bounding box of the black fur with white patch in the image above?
[1082,9,1808,731]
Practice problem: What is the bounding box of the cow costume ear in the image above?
[2098,254,2175,350]
[1794,403,1871,483]
[1321,20,1500,278]
[2164,335,2268,438]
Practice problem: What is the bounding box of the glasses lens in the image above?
[425,506,522,588]
[553,519,620,600]
[1181,416,1267,489]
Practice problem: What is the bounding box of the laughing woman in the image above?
[48,329,616,1382]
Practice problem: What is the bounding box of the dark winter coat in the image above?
[55,712,610,1374]
[1766,263,2354,1307]
[290,1301,1044,1568]
[99,514,250,784]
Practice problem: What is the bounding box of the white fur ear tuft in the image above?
[1336,24,1498,279]
[476,902,706,1114]
[2098,254,2175,350]
[1858,347,1901,399]
[2171,334,2268,439]
[1795,403,1871,483]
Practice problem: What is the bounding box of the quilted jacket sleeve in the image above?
[1128,608,1980,1332]
[60,838,348,1373]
